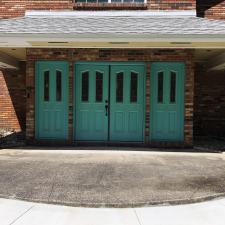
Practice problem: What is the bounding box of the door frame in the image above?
[149,61,185,142]
[73,61,146,142]
[35,61,69,140]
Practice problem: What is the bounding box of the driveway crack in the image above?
[134,209,142,225]
[9,205,34,225]
[47,171,58,202]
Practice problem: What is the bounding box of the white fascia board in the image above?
[25,10,197,17]
[0,34,225,48]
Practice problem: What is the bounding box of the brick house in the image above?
[0,1,225,147]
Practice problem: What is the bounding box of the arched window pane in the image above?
[116,72,123,103]
[96,71,103,102]
[130,72,138,103]
[170,71,176,103]
[158,72,163,103]
[44,71,49,102]
[56,70,62,102]
[82,71,89,102]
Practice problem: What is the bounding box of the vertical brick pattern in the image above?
[197,0,225,20]
[184,52,194,146]
[0,63,26,131]
[194,64,225,137]
[26,48,194,147]
[26,60,35,139]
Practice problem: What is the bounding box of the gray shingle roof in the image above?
[0,12,225,37]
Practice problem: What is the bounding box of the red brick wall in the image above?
[0,0,196,19]
[0,63,26,131]
[26,0,73,10]
[0,1,26,19]
[0,1,73,19]
[26,48,194,147]
[194,64,225,137]
[197,0,225,19]
[148,0,196,10]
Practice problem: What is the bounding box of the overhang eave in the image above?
[1,33,225,48]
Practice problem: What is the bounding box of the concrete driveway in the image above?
[2,198,225,225]
[0,148,225,207]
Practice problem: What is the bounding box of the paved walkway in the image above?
[1,197,225,225]
[0,149,225,207]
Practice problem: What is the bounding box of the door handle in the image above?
[105,105,108,116]
[105,100,108,116]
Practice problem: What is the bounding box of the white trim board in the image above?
[25,10,197,18]
[0,36,225,49]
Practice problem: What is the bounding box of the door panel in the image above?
[150,62,185,141]
[75,64,109,141]
[110,65,145,141]
[35,61,68,139]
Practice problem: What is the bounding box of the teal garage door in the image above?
[75,63,145,142]
[150,62,185,141]
[75,64,109,141]
[110,65,145,141]
[35,61,69,139]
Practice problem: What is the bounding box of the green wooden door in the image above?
[150,62,185,141]
[110,64,145,141]
[75,64,109,141]
[35,61,69,139]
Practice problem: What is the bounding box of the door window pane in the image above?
[170,71,176,103]
[130,72,138,103]
[157,72,163,103]
[116,72,123,102]
[56,70,62,102]
[82,71,89,102]
[96,71,103,102]
[44,71,50,101]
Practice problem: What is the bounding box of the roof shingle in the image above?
[0,12,225,37]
